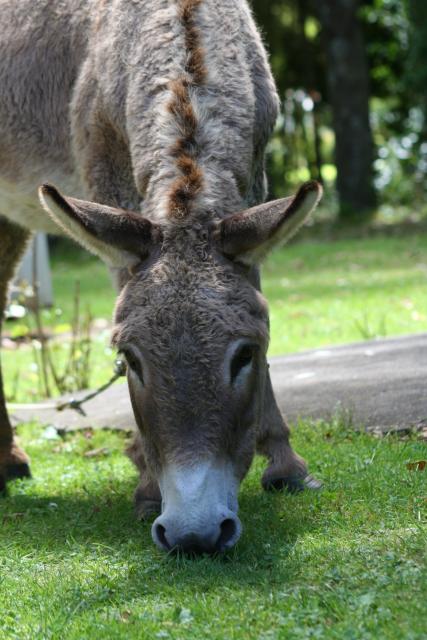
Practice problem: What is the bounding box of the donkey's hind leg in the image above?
[0,215,31,493]
[257,371,322,492]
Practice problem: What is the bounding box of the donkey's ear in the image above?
[214,181,322,265]
[39,184,162,268]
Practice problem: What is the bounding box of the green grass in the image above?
[1,421,426,639]
[3,231,427,401]
[264,233,427,354]
[49,242,114,322]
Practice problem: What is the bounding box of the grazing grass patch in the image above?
[1,421,426,639]
[3,231,427,401]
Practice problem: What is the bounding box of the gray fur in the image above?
[0,0,321,550]
[0,0,278,224]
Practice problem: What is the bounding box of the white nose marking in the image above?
[158,460,239,513]
[152,460,242,553]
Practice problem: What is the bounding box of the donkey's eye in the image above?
[122,349,143,381]
[230,344,256,382]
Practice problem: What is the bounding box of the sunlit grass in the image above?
[264,233,427,354]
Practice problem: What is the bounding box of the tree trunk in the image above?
[314,0,376,219]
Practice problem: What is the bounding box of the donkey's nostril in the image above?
[152,512,242,554]
[216,517,238,551]
[154,523,171,551]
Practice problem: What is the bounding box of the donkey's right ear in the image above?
[39,184,162,268]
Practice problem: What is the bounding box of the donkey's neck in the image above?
[139,0,250,224]
[143,157,246,224]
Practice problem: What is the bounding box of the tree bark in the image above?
[314,0,376,219]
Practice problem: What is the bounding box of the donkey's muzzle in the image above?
[152,459,242,554]
[152,512,241,554]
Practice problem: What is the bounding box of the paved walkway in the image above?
[270,333,426,433]
[10,333,427,434]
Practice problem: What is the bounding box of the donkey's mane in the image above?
[167,0,206,220]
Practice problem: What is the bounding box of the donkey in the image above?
[0,0,321,553]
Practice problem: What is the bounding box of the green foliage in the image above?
[406,0,427,112]
[361,0,427,205]
[250,0,427,216]
[362,0,409,106]
[251,0,328,199]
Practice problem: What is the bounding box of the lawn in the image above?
[1,229,427,638]
[264,232,427,354]
[1,421,426,639]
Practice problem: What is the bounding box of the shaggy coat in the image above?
[0,0,321,551]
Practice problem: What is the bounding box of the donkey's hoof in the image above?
[262,471,322,493]
[6,461,32,481]
[0,462,31,496]
[0,443,31,494]
[0,472,7,495]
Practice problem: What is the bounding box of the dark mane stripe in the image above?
[167,0,206,219]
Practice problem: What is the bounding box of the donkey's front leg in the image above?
[0,434,31,493]
[257,370,321,492]
[0,216,31,493]
[126,432,161,519]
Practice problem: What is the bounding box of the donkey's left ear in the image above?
[213,181,322,265]
[39,184,162,268]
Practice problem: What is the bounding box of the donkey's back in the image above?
[0,0,278,233]
[0,0,87,164]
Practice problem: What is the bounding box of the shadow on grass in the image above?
[0,475,323,591]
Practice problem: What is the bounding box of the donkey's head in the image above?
[39,181,321,553]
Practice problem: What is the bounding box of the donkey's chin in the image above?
[151,459,242,554]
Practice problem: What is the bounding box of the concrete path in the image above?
[270,333,426,433]
[10,333,427,434]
